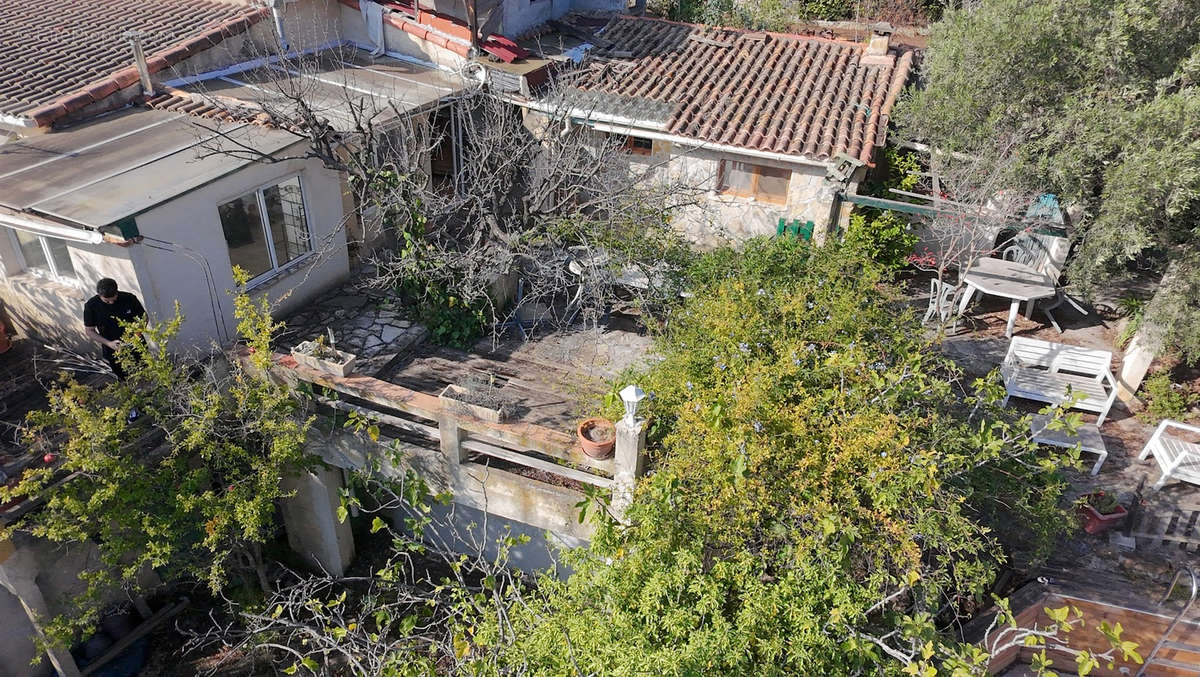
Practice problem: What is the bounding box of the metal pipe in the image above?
[269,0,291,51]
[0,113,38,130]
[124,30,154,97]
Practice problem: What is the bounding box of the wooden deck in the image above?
[376,341,613,435]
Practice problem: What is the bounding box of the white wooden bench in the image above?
[1030,414,1108,475]
[1138,419,1200,490]
[1000,337,1118,426]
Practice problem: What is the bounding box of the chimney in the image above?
[861,22,894,66]
[632,0,647,15]
[866,22,892,55]
[123,30,154,97]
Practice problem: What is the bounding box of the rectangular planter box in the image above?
[439,384,506,423]
[290,341,357,378]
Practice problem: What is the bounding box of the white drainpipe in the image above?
[0,212,104,245]
[269,0,291,51]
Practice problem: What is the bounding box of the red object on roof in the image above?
[0,0,269,128]
[570,15,912,164]
[339,0,526,63]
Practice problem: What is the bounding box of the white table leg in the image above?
[957,286,975,316]
[1006,300,1019,337]
[1025,299,1035,317]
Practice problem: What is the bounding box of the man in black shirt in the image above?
[83,278,145,384]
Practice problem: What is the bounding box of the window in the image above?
[719,160,791,204]
[9,228,76,280]
[219,176,312,282]
[622,135,653,156]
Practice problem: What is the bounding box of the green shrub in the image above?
[1140,372,1197,422]
[845,209,918,270]
[475,239,1074,675]
[417,285,487,350]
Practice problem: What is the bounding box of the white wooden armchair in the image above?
[1139,419,1200,490]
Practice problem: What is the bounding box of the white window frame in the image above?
[6,228,78,283]
[218,174,315,288]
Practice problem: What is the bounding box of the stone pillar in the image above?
[611,418,647,521]
[440,415,466,477]
[0,540,82,677]
[1117,328,1161,405]
[280,466,355,577]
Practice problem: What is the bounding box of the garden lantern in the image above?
[619,385,645,425]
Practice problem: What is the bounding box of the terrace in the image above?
[266,274,656,565]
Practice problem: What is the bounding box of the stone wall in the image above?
[623,136,838,249]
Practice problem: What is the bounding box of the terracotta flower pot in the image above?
[1076,498,1128,535]
[578,417,616,459]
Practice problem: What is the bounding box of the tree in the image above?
[897,0,1200,357]
[0,269,313,642]
[458,239,1101,675]
[188,47,705,345]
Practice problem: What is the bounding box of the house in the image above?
[0,0,468,352]
[509,16,914,246]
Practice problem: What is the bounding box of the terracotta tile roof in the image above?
[0,0,268,127]
[567,15,913,164]
[143,89,277,127]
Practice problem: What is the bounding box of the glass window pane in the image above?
[219,192,273,279]
[263,177,311,266]
[14,229,48,271]
[45,237,75,278]
[721,161,755,194]
[755,165,791,202]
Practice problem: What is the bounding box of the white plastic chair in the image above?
[923,278,962,330]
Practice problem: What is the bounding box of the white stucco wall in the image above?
[339,3,468,70]
[501,0,622,36]
[275,0,344,52]
[0,231,141,351]
[131,147,350,352]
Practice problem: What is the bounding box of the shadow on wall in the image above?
[0,275,91,353]
[405,501,585,580]
[0,587,52,677]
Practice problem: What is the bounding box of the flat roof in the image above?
[170,51,467,131]
[0,109,298,228]
[0,51,467,229]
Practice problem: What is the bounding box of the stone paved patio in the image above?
[277,278,427,377]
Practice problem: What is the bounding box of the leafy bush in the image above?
[1140,372,1197,423]
[1116,296,1145,348]
[474,239,1074,675]
[648,0,946,29]
[418,284,487,350]
[844,147,922,269]
[845,209,918,270]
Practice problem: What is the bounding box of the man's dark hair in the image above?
[96,278,118,297]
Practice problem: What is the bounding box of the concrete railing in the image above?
[249,350,649,574]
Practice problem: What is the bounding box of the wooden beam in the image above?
[266,353,613,474]
[461,436,613,488]
[80,598,189,676]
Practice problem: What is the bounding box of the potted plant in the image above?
[439,374,515,423]
[290,334,357,377]
[577,417,616,459]
[1076,490,1128,535]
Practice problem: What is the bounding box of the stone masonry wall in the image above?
[625,138,838,249]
